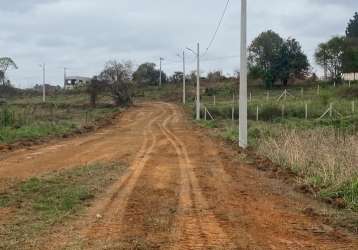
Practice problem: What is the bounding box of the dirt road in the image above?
[0,102,357,249]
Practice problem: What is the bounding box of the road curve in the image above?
[1,102,357,249]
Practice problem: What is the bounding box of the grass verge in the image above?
[0,162,127,249]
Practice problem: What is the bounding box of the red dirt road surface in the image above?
[0,102,357,249]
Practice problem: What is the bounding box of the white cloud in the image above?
[1,0,357,87]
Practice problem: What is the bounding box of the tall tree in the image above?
[346,12,358,38]
[100,60,134,106]
[0,57,18,85]
[344,12,358,73]
[248,30,309,88]
[133,63,166,86]
[275,38,310,86]
[315,36,345,81]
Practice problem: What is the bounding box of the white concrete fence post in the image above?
[256,105,259,121]
[282,105,285,119]
[352,101,355,113]
[305,103,308,120]
[232,106,235,122]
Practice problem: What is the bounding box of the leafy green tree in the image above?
[133,63,166,86]
[346,12,358,38]
[248,30,309,88]
[169,71,183,84]
[315,36,345,81]
[0,57,18,85]
[275,38,309,86]
[344,12,358,73]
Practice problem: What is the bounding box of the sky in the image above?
[1,0,357,88]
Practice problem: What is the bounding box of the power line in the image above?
[201,55,240,62]
[203,0,231,57]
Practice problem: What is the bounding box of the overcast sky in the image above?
[1,0,357,88]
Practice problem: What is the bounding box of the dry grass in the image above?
[257,128,358,188]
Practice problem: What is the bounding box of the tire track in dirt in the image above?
[39,103,171,249]
[158,103,235,249]
[76,106,167,244]
[3,102,358,250]
[167,104,357,249]
[0,104,158,192]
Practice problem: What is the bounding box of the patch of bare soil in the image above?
[0,102,357,249]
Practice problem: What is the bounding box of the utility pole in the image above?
[186,43,201,120]
[64,67,67,88]
[159,57,164,87]
[177,52,187,104]
[183,51,186,104]
[239,0,248,148]
[196,43,200,120]
[40,63,46,103]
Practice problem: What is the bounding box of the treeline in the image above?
[315,12,358,81]
[249,12,358,88]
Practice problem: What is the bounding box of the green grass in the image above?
[0,121,76,143]
[321,179,358,211]
[0,93,119,144]
[0,162,127,249]
[180,81,358,215]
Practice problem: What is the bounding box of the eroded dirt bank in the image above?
[0,102,357,249]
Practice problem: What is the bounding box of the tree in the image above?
[100,60,134,106]
[207,70,226,82]
[346,12,358,38]
[275,38,309,86]
[169,72,183,84]
[0,57,18,85]
[248,30,309,88]
[315,36,345,81]
[344,12,358,73]
[87,76,107,107]
[133,62,166,86]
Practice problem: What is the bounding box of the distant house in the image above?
[64,76,91,90]
[343,72,358,81]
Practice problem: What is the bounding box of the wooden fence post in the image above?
[329,103,333,117]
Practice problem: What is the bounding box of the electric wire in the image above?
[202,0,231,57]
